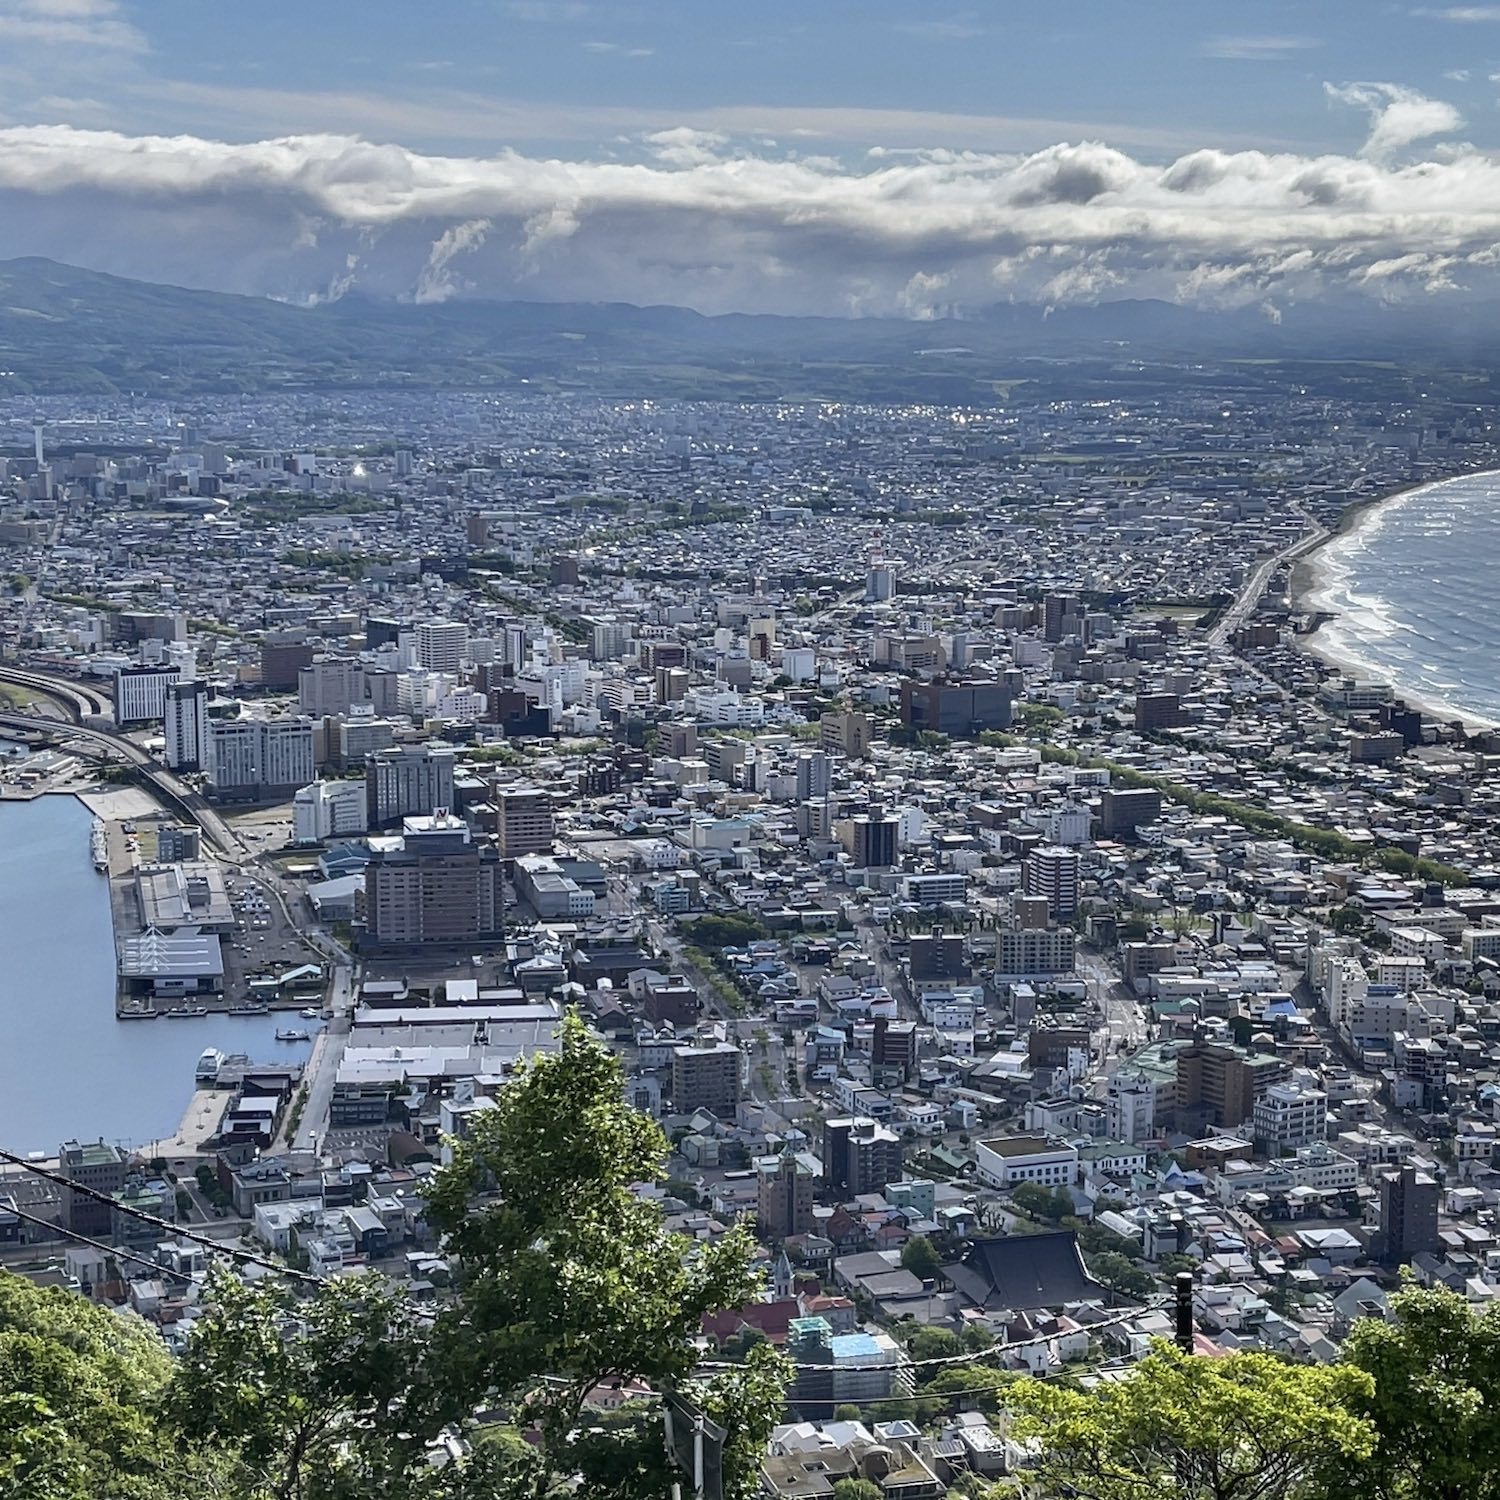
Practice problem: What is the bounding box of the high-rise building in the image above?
[795,751,831,802]
[163,679,211,771]
[114,663,180,725]
[1044,592,1080,643]
[496,785,555,861]
[822,1117,903,1196]
[1173,1038,1288,1131]
[1252,1083,1328,1154]
[293,780,369,843]
[996,925,1077,977]
[415,620,468,674]
[756,1151,816,1241]
[206,717,315,800]
[365,744,456,829]
[360,814,503,951]
[1135,692,1189,731]
[1379,1165,1440,1265]
[866,562,896,601]
[259,632,315,691]
[670,1040,743,1114]
[1023,845,1081,921]
[851,813,898,870]
[298,657,367,717]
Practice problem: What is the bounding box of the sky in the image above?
[5,0,1500,314]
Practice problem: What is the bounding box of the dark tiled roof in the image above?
[944,1232,1097,1312]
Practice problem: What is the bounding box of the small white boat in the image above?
[300,1007,321,1019]
[275,1028,310,1043]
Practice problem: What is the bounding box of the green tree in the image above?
[1086,1251,1156,1300]
[1009,1341,1375,1500]
[833,1480,882,1500]
[1339,1283,1500,1500]
[424,1011,787,1499]
[1010,1182,1072,1222]
[900,1235,944,1281]
[908,1326,962,1363]
[0,1269,228,1499]
[168,1270,430,1500]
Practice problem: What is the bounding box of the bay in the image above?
[1307,469,1500,729]
[0,794,312,1156]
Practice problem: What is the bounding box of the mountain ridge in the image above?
[2,256,1498,403]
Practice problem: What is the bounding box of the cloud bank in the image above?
[0,82,1496,316]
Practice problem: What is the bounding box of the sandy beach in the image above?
[1291,474,1500,734]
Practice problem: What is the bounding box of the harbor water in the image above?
[0,794,312,1156]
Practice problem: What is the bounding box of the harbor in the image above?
[0,793,317,1154]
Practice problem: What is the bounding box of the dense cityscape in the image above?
[4,366,1500,1492]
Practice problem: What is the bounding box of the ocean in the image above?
[1306,470,1500,729]
[0,794,312,1156]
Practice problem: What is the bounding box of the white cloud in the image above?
[3,97,1500,316]
[1413,5,1500,18]
[1201,36,1320,60]
[582,41,654,56]
[0,0,144,50]
[1324,80,1463,158]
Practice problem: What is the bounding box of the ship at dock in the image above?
[90,818,108,872]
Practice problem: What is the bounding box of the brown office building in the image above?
[756,1151,817,1240]
[360,816,503,951]
[1380,1165,1440,1265]
[1174,1038,1288,1131]
[496,785,555,861]
[671,1040,743,1115]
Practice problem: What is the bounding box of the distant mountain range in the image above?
[3,256,1500,404]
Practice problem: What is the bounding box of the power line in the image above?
[3,1201,198,1281]
[0,1145,326,1287]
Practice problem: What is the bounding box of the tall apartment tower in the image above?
[59,1139,129,1236]
[1380,1165,1440,1265]
[365,744,457,829]
[795,751,831,802]
[416,620,468,674]
[163,679,211,772]
[822,1117,903,1196]
[851,813,898,870]
[495,785,555,861]
[671,1040,743,1115]
[1023,844,1081,921]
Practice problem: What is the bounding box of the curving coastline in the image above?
[1294,469,1500,733]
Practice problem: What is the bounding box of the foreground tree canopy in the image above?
[3,1013,1499,1500]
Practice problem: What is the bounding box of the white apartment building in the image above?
[293,780,368,844]
[163,679,210,772]
[1107,1074,1157,1144]
[207,717,316,798]
[975,1134,1079,1189]
[1252,1084,1328,1153]
[681,685,764,726]
[115,663,180,724]
[415,620,468,674]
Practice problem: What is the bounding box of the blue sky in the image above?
[6,0,1496,156]
[3,0,1500,313]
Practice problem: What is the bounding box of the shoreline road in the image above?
[1208,511,1329,650]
